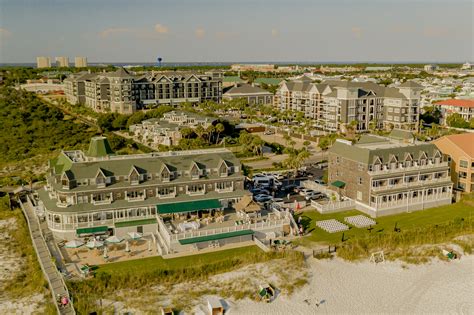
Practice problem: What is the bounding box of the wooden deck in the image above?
[20,197,75,315]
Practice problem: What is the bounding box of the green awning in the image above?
[76,226,108,235]
[115,218,157,228]
[331,180,346,188]
[178,229,254,245]
[157,199,222,214]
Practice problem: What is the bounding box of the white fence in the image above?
[311,199,355,214]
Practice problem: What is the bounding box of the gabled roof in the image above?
[224,84,272,96]
[107,67,134,78]
[435,99,474,108]
[399,81,423,89]
[433,133,474,158]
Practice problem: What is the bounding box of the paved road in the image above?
[21,199,75,315]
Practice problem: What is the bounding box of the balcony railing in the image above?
[92,198,113,205]
[371,177,452,192]
[187,190,205,196]
[371,192,452,210]
[216,187,233,193]
[369,161,448,175]
[126,195,146,202]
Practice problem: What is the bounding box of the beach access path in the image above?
[20,198,75,315]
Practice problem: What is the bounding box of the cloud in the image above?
[154,23,169,34]
[215,31,239,40]
[351,27,363,38]
[195,27,205,39]
[271,29,279,37]
[0,28,12,38]
[99,27,133,38]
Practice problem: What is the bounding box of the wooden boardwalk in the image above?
[20,198,75,315]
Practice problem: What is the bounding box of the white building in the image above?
[36,56,51,68]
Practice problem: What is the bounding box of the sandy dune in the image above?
[230,256,474,315]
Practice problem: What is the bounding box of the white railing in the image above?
[187,190,205,196]
[373,192,452,210]
[170,218,290,241]
[92,198,113,205]
[158,193,176,199]
[56,201,72,208]
[371,177,452,192]
[87,147,232,161]
[126,195,146,202]
[368,162,448,175]
[216,188,233,193]
[311,199,355,213]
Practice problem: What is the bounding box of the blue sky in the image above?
[0,0,472,63]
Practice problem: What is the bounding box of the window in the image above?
[216,181,232,190]
[187,184,204,193]
[459,171,467,179]
[357,177,362,185]
[358,163,365,171]
[457,182,466,190]
[157,187,175,196]
[460,160,468,168]
[357,191,363,200]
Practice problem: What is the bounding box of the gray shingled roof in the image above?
[224,84,272,95]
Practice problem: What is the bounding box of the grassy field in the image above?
[297,196,474,245]
[98,245,263,275]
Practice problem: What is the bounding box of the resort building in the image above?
[36,56,51,68]
[64,69,223,114]
[130,111,216,148]
[223,83,273,105]
[433,99,474,125]
[37,137,292,253]
[424,64,439,72]
[327,130,453,216]
[274,79,422,132]
[433,133,474,193]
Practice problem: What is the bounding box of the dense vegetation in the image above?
[68,247,303,314]
[0,87,96,163]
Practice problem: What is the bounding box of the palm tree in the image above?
[194,125,206,141]
[215,123,225,144]
[251,137,265,156]
[206,125,216,144]
[180,127,194,139]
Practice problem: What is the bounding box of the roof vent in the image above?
[86,136,114,158]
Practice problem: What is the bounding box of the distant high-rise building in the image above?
[74,56,87,68]
[36,56,51,68]
[55,56,69,67]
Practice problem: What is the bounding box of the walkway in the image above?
[20,198,75,315]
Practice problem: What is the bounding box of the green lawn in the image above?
[297,199,474,245]
[97,245,262,275]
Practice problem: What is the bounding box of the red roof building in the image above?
[434,99,474,125]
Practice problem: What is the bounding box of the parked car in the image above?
[300,189,314,196]
[317,162,328,169]
[283,184,298,193]
[314,178,326,185]
[250,188,270,195]
[254,194,273,203]
[305,191,326,201]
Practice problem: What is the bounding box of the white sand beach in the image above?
[229,255,474,315]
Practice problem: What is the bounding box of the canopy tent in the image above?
[156,199,222,214]
[128,232,143,240]
[105,235,123,243]
[65,239,84,248]
[234,195,261,213]
[86,239,104,249]
[331,180,346,188]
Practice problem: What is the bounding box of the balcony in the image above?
[158,192,176,199]
[369,161,448,175]
[371,177,452,192]
[126,195,146,202]
[92,198,113,205]
[216,187,233,193]
[187,190,205,196]
[56,201,73,208]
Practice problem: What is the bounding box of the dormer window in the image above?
[219,160,230,177]
[190,162,201,180]
[61,171,75,189]
[95,169,107,188]
[129,166,144,185]
[160,164,171,182]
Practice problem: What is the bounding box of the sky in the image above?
[0,0,472,63]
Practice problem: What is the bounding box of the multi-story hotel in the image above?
[327,130,453,216]
[55,56,69,68]
[434,133,474,193]
[434,99,474,125]
[274,79,423,132]
[36,56,51,68]
[74,56,88,68]
[64,69,223,114]
[37,137,292,253]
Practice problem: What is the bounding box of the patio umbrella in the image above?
[127,232,143,240]
[86,239,104,249]
[125,240,130,252]
[105,235,123,243]
[65,239,84,248]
